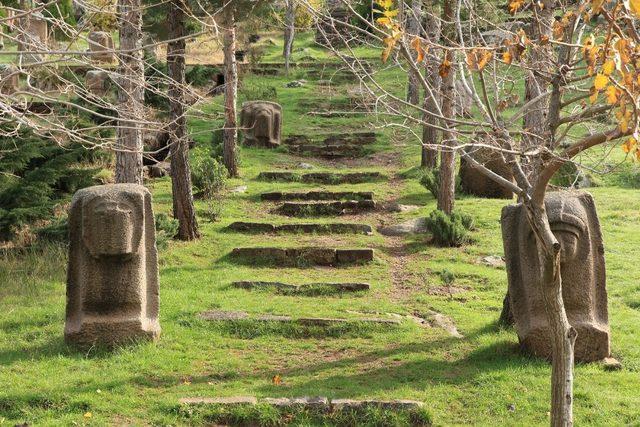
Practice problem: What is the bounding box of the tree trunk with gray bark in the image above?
[406,0,421,105]
[223,6,238,178]
[283,0,295,76]
[168,0,199,241]
[115,0,144,184]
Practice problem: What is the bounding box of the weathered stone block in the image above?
[459,147,514,199]
[501,191,610,362]
[65,184,161,346]
[85,70,111,96]
[0,64,20,95]
[336,249,374,264]
[87,31,115,63]
[240,101,282,148]
[231,247,288,264]
[16,13,48,64]
[285,247,337,266]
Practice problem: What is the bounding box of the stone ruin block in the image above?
[87,31,115,63]
[459,147,513,199]
[65,184,161,346]
[16,12,48,64]
[85,70,111,96]
[0,64,20,95]
[240,101,282,148]
[454,80,473,117]
[501,191,610,362]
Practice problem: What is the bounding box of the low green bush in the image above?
[155,213,178,249]
[425,210,474,247]
[191,157,228,222]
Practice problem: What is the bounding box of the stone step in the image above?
[287,144,369,159]
[230,247,374,266]
[179,396,423,411]
[232,281,371,293]
[227,222,373,235]
[278,200,376,217]
[285,132,377,146]
[261,191,374,202]
[200,310,399,326]
[257,171,385,184]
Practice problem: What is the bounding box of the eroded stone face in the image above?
[240,101,282,148]
[501,191,609,362]
[87,31,114,63]
[65,184,160,346]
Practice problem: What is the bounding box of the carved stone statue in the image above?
[16,12,48,64]
[0,64,20,95]
[87,31,115,63]
[65,184,161,346]
[459,147,514,199]
[85,70,111,96]
[501,191,610,362]
[240,101,282,148]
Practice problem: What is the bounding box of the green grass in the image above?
[1,35,640,426]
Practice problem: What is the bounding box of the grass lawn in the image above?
[1,32,640,427]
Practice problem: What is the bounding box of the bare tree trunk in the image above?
[406,0,421,105]
[421,5,440,169]
[168,0,199,241]
[525,201,576,427]
[436,0,456,214]
[115,0,144,184]
[283,0,295,76]
[223,6,238,178]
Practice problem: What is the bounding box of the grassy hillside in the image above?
[1,33,640,426]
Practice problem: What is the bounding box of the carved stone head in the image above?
[501,191,609,362]
[240,101,282,148]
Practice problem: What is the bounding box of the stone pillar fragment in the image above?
[85,70,111,95]
[501,191,610,362]
[65,184,161,346]
[16,12,48,64]
[240,101,282,148]
[459,147,513,199]
[87,31,115,63]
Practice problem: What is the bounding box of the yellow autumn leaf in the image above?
[594,73,609,91]
[602,60,615,76]
[622,137,637,153]
[591,0,606,14]
[439,55,452,78]
[411,36,426,63]
[503,50,513,64]
[605,85,618,104]
[509,0,524,14]
[629,0,640,17]
[84,412,93,418]
[589,87,599,104]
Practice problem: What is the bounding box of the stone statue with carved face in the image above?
[65,184,160,346]
[501,191,609,362]
[240,101,282,148]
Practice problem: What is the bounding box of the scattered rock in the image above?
[298,162,314,169]
[378,218,428,236]
[479,255,505,268]
[148,161,171,178]
[230,185,248,193]
[602,357,622,371]
[413,310,463,338]
[388,203,421,213]
[200,310,249,321]
[285,80,306,88]
[507,403,516,412]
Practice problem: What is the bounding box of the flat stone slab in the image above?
[278,200,376,217]
[230,247,374,266]
[179,396,257,405]
[180,396,423,411]
[200,311,400,326]
[261,191,374,202]
[378,218,428,236]
[232,281,371,292]
[227,222,373,235]
[257,171,385,184]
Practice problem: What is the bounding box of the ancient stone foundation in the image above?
[459,147,513,199]
[0,64,20,95]
[240,101,282,148]
[65,184,161,346]
[501,191,610,362]
[85,70,110,96]
[16,12,48,64]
